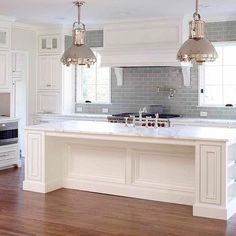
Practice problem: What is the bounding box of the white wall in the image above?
[11,26,37,124]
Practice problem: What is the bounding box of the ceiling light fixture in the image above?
[177,0,218,64]
[61,1,96,67]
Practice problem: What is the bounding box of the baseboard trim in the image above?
[63,178,194,205]
[23,180,62,193]
[193,204,228,220]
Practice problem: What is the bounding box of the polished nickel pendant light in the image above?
[177,0,218,64]
[61,1,96,67]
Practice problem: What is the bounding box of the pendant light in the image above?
[61,1,96,67]
[177,0,218,64]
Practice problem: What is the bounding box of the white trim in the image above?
[103,16,183,26]
[0,15,16,22]
[193,204,228,220]
[23,180,63,193]
[63,178,194,206]
[12,22,38,31]
[205,16,236,23]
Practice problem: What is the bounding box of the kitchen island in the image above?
[24,121,236,220]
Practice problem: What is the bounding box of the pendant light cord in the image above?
[193,0,200,20]
[73,1,85,24]
[78,3,81,24]
[195,0,198,14]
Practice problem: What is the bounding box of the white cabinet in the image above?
[0,51,10,90]
[25,132,43,182]
[38,55,61,90]
[39,35,61,54]
[199,145,222,205]
[0,27,10,49]
[0,144,20,169]
[37,92,61,114]
[12,52,24,78]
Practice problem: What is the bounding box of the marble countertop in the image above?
[36,113,108,118]
[171,117,236,124]
[26,120,236,142]
[0,117,19,123]
[35,113,236,124]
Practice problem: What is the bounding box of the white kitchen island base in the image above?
[23,121,236,220]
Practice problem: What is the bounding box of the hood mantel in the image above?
[101,17,190,68]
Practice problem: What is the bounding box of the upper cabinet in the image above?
[0,27,10,49]
[38,34,61,54]
[38,55,62,90]
[0,51,10,90]
[0,21,12,91]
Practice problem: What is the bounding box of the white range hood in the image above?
[101,17,192,87]
[101,17,191,68]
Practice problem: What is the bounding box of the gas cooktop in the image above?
[111,113,181,119]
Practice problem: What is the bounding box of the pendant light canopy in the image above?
[177,0,218,64]
[61,1,96,67]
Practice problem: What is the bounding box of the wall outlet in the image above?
[102,108,109,113]
[76,107,83,112]
[200,111,208,117]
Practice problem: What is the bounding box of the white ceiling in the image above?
[0,0,236,27]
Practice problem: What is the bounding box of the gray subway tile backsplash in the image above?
[75,22,236,119]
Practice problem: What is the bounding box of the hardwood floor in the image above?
[0,163,235,236]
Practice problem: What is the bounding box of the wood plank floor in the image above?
[0,163,236,236]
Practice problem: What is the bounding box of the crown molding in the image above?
[204,15,236,23]
[0,15,16,22]
[103,16,183,26]
[12,22,40,31]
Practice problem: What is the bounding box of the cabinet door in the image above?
[25,132,43,182]
[51,55,62,90]
[199,145,222,205]
[0,51,10,90]
[38,56,51,89]
[37,92,61,114]
[38,55,61,90]
[39,35,60,54]
[0,28,9,49]
[12,52,24,78]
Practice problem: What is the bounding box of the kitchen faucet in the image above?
[139,107,147,122]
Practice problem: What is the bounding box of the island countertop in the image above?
[26,120,236,142]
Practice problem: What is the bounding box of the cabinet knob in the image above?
[46,84,51,87]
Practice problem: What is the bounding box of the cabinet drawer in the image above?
[37,92,61,114]
[0,149,17,161]
[0,148,18,168]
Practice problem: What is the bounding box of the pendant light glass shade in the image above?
[177,0,218,64]
[61,1,96,67]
